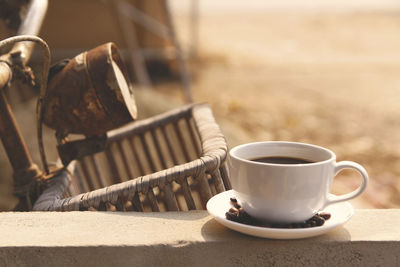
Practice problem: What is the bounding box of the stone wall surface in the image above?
[0,210,399,266]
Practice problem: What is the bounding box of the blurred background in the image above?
[1,0,400,210]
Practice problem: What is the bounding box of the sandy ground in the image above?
[172,8,400,209]
[2,3,400,210]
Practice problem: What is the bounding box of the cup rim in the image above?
[229,141,336,167]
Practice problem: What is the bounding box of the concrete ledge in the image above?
[0,210,399,266]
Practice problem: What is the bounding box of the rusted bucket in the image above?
[43,42,137,136]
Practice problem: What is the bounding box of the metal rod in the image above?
[112,0,152,88]
[161,0,193,103]
[189,0,199,58]
[111,0,193,102]
[0,91,42,207]
[119,1,170,39]
[0,87,35,171]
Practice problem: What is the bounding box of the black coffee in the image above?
[250,156,314,164]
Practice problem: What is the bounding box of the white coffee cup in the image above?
[229,141,369,224]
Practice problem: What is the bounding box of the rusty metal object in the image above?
[0,1,49,211]
[43,42,137,136]
[0,35,50,210]
[0,35,50,211]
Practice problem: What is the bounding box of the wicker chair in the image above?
[33,103,231,211]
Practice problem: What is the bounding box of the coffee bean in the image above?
[233,203,241,209]
[229,208,237,213]
[319,212,331,220]
[225,211,239,222]
[314,215,326,226]
[224,198,331,229]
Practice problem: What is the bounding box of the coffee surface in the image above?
[250,156,314,164]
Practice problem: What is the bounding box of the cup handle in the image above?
[325,161,369,206]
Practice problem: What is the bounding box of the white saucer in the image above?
[206,190,354,239]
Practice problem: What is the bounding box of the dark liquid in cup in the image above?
[251,156,314,164]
